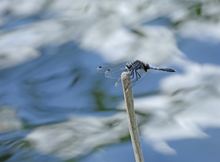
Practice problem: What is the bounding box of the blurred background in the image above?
[0,0,220,162]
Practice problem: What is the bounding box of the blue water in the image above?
[0,1,220,162]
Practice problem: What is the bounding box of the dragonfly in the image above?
[97,60,175,86]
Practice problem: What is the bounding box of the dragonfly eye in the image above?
[143,64,150,71]
[97,66,105,72]
[97,66,102,70]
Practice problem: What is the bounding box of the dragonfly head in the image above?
[143,63,150,72]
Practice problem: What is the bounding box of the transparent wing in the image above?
[97,63,147,87]
[97,63,127,79]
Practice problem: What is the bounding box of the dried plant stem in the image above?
[121,72,144,162]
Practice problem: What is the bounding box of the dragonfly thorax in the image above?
[125,60,150,72]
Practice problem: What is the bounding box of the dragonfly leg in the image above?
[134,70,141,82]
[130,70,134,79]
[136,71,141,80]
[133,70,139,82]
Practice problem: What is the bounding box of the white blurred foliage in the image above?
[0,0,219,158]
[0,0,219,67]
[0,106,22,132]
[27,113,129,159]
[179,21,220,42]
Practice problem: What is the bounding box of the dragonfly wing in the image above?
[97,63,127,79]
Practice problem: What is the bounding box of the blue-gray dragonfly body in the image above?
[97,60,175,86]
